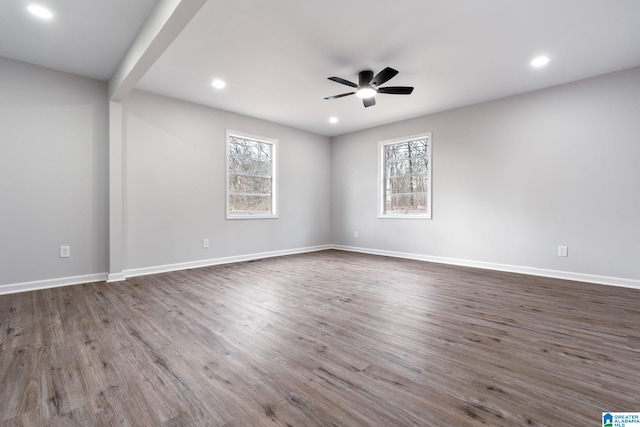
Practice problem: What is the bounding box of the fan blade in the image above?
[363,96,376,108]
[370,67,399,87]
[324,92,356,100]
[377,86,414,95]
[328,77,358,88]
[359,70,374,87]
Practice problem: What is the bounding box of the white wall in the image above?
[332,67,640,283]
[0,57,109,287]
[123,90,332,270]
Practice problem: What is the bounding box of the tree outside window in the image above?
[226,130,277,218]
[379,133,432,219]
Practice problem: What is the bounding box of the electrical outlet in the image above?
[202,239,209,248]
[558,245,568,257]
[59,246,70,258]
[354,231,359,238]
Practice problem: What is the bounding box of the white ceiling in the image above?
[3,0,640,137]
[0,0,158,80]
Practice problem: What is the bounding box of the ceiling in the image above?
[3,1,640,137]
[0,0,158,80]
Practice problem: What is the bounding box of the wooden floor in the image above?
[1,250,639,426]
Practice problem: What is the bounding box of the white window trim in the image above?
[226,129,278,219]
[378,132,432,219]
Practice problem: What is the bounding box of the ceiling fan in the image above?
[324,67,414,108]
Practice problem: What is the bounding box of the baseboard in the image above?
[333,245,640,290]
[0,245,332,295]
[3,244,637,295]
[107,272,126,283]
[0,273,109,296]
[123,244,333,278]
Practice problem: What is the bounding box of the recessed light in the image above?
[27,4,54,20]
[211,79,226,89]
[531,56,550,68]
[329,117,339,124]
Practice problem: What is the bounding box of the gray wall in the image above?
[332,67,640,281]
[123,90,332,270]
[1,56,638,289]
[0,57,109,286]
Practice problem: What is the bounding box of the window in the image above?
[379,132,432,219]
[226,130,277,218]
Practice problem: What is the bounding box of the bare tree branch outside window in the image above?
[227,132,277,218]
[380,133,432,218]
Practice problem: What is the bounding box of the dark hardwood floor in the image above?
[1,250,639,426]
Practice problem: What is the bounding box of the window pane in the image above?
[229,194,272,213]
[387,176,429,194]
[385,158,429,178]
[385,138,428,160]
[228,136,272,161]
[229,176,272,194]
[227,132,276,217]
[381,134,431,217]
[386,192,428,213]
[229,158,272,178]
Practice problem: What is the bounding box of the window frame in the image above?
[378,132,433,219]
[226,129,278,219]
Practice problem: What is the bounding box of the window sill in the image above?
[378,214,431,220]
[226,214,279,220]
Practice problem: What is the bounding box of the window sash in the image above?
[379,133,432,218]
[226,131,277,218]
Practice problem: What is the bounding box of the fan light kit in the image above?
[325,67,414,108]
[356,88,376,98]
